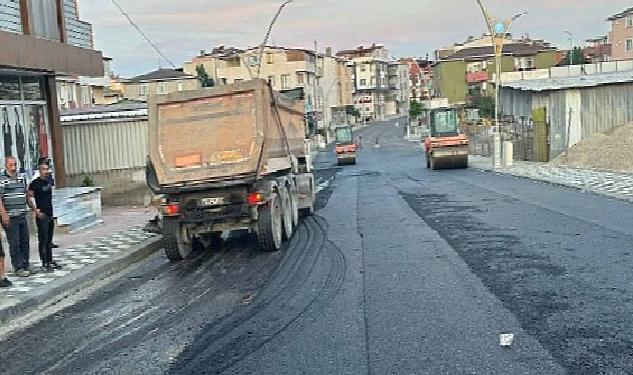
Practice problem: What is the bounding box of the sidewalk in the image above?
[470,155,633,203]
[0,206,161,324]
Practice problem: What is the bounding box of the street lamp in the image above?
[565,30,573,65]
[256,0,294,78]
[475,0,526,168]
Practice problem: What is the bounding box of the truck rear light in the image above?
[163,203,181,216]
[247,192,266,206]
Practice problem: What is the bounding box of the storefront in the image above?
[0,73,52,179]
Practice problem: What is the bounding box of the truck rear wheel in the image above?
[281,185,293,240]
[290,184,299,228]
[163,218,192,261]
[257,192,283,252]
[426,155,430,169]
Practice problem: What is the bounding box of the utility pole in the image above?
[565,30,573,66]
[475,0,526,168]
[256,0,294,78]
[313,40,320,137]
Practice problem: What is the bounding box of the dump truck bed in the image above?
[148,80,305,190]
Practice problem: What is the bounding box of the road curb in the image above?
[0,236,162,325]
[475,164,633,205]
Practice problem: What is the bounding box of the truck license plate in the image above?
[200,197,224,206]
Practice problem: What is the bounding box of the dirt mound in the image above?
[550,124,633,173]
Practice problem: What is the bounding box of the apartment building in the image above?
[433,37,558,104]
[184,45,352,136]
[607,7,633,60]
[0,0,103,185]
[120,69,200,102]
[387,61,410,117]
[337,44,389,121]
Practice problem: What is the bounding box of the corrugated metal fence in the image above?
[62,118,148,175]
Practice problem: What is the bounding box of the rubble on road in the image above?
[551,124,633,173]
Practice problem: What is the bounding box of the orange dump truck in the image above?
[146,80,315,260]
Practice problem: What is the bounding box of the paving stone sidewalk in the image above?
[0,225,156,296]
[470,155,633,203]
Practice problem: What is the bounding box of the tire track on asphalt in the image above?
[169,216,347,375]
[36,244,236,375]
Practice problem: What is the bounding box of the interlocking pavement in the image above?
[470,156,633,203]
[0,225,157,296]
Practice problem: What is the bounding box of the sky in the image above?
[79,0,633,77]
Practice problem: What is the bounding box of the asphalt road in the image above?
[2,119,633,374]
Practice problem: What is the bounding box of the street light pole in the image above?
[256,0,294,78]
[475,0,526,168]
[565,30,573,65]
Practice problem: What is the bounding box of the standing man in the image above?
[28,158,61,272]
[0,156,34,277]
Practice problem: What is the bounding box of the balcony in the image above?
[466,71,489,84]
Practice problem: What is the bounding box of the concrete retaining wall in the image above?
[66,168,151,206]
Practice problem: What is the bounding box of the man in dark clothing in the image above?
[28,158,61,272]
[0,156,34,277]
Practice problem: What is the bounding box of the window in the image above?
[27,0,61,41]
[139,84,148,96]
[370,77,375,86]
[177,82,184,92]
[297,73,305,84]
[80,86,90,105]
[268,75,276,88]
[360,78,367,86]
[157,83,167,95]
[627,39,633,52]
[281,74,290,90]
[360,64,366,72]
[627,16,633,28]
[267,53,275,64]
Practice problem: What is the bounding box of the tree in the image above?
[346,105,361,120]
[195,64,215,87]
[409,100,424,118]
[561,47,586,66]
[470,93,495,118]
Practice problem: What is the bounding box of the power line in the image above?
[110,0,176,69]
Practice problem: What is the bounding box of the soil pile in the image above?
[550,124,633,173]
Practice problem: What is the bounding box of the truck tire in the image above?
[163,218,192,261]
[426,155,430,169]
[290,183,299,228]
[281,185,293,240]
[257,192,283,252]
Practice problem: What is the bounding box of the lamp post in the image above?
[256,0,294,78]
[475,0,526,168]
[565,30,573,66]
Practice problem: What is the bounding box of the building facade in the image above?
[584,36,611,63]
[608,7,633,61]
[387,62,410,117]
[120,69,200,102]
[433,38,559,104]
[184,45,352,136]
[0,0,103,185]
[337,44,389,121]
